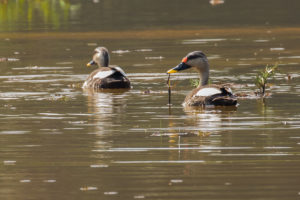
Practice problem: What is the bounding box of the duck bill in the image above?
[167,62,191,74]
[86,60,96,67]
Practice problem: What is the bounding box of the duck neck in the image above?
[100,57,109,67]
[199,69,209,86]
[99,51,110,67]
[196,64,209,87]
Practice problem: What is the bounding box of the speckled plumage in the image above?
[83,47,131,89]
[183,84,237,107]
[167,51,237,107]
[83,67,130,89]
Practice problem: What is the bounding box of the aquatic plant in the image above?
[255,64,278,97]
[189,78,211,88]
[50,94,70,102]
[189,79,200,88]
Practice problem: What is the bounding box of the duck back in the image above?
[184,84,237,107]
[83,67,130,89]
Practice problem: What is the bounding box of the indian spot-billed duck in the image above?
[167,51,237,107]
[83,47,131,89]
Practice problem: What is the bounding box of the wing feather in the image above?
[195,88,221,97]
[93,70,114,79]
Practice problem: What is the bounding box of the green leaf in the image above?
[254,64,278,96]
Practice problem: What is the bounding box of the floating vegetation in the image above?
[90,164,109,168]
[87,43,97,46]
[3,160,16,165]
[0,57,20,62]
[20,180,31,183]
[49,94,71,102]
[104,191,118,195]
[112,50,130,54]
[80,186,98,191]
[143,88,151,94]
[170,179,183,183]
[286,74,292,81]
[68,83,82,89]
[183,38,226,44]
[145,56,164,60]
[43,180,56,183]
[255,64,278,97]
[270,47,285,51]
[254,39,269,43]
[135,49,152,52]
[134,195,145,199]
[209,0,225,6]
[150,131,210,137]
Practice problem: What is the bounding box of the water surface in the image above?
[1,0,300,199]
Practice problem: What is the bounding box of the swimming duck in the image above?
[167,51,237,107]
[83,47,131,89]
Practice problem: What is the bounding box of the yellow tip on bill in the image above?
[86,63,91,67]
[167,69,178,74]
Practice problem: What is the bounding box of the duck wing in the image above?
[83,68,114,88]
[194,87,222,97]
[93,69,115,79]
[89,66,127,80]
[111,66,127,77]
[83,67,130,89]
[184,85,237,106]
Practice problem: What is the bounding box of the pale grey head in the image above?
[167,51,210,86]
[87,47,110,67]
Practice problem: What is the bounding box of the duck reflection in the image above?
[163,106,237,149]
[183,106,237,132]
[83,88,129,136]
[163,106,237,175]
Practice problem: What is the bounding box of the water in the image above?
[1,0,300,199]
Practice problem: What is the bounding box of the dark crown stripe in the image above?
[187,51,206,60]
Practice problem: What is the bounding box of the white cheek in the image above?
[195,88,221,97]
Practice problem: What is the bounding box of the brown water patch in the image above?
[2,27,300,40]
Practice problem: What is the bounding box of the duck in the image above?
[167,51,237,107]
[83,47,131,89]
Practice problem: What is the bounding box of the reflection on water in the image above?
[2,0,300,32]
[0,0,81,31]
[84,89,130,136]
[183,106,237,132]
[1,0,300,199]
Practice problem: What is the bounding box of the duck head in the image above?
[167,51,210,86]
[87,47,110,67]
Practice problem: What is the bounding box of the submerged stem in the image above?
[167,74,171,105]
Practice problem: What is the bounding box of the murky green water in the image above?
[1,0,300,199]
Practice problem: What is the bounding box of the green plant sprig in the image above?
[190,79,200,88]
[255,64,278,97]
[189,78,211,88]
